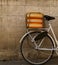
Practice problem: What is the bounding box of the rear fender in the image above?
[35,31,48,41]
[20,31,35,43]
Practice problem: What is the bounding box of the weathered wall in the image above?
[0,0,58,60]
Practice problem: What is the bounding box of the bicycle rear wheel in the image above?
[20,31,54,65]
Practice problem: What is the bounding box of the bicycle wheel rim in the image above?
[20,32,54,65]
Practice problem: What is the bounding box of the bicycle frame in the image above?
[20,20,58,55]
[35,21,58,54]
[48,22,58,48]
[29,21,58,51]
[48,22,58,55]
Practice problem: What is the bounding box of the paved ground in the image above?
[0,57,58,65]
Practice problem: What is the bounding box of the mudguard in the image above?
[35,31,48,41]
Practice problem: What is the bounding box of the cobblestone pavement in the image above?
[0,57,58,65]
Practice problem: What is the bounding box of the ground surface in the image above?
[0,57,58,65]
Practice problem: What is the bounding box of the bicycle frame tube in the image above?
[36,22,58,51]
[49,23,58,46]
[28,33,37,47]
[37,33,58,51]
[49,23,58,55]
[20,31,33,43]
[20,30,38,47]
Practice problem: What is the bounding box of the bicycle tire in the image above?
[20,31,54,65]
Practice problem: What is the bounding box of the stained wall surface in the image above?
[0,0,58,60]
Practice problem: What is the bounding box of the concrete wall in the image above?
[0,0,58,60]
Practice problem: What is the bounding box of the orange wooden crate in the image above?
[26,12,44,28]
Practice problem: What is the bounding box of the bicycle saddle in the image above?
[44,15,55,21]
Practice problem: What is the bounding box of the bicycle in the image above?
[20,12,58,65]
